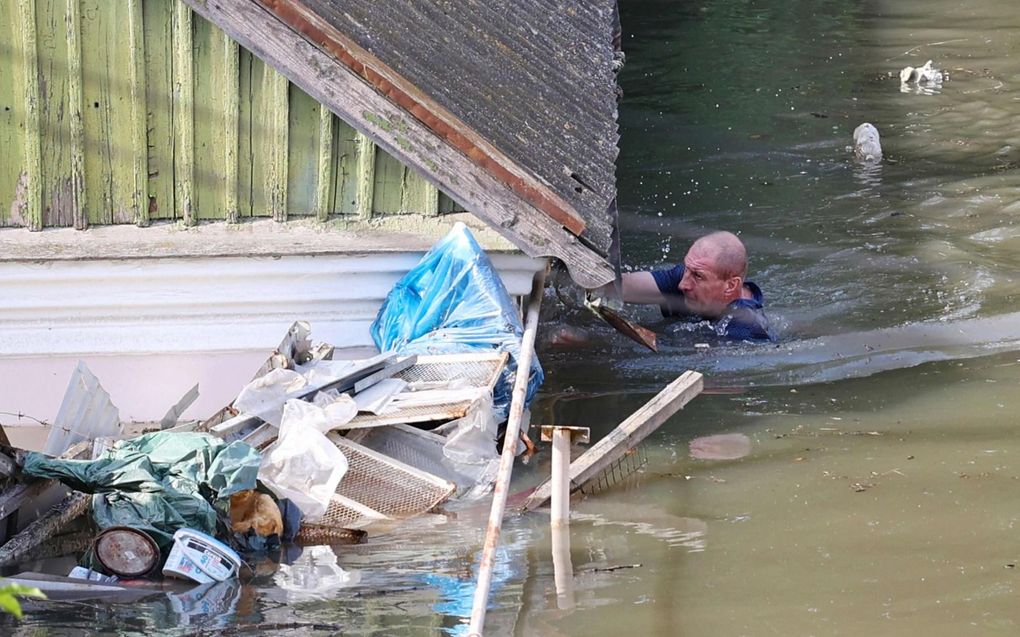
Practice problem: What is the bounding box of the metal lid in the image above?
[93,526,160,578]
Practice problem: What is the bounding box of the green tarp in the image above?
[23,432,261,549]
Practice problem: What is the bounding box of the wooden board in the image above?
[520,371,704,511]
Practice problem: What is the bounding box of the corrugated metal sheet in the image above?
[301,0,620,257]
[44,362,122,456]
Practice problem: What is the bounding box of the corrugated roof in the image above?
[300,0,620,257]
[184,0,620,288]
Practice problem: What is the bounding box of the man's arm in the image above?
[618,271,668,305]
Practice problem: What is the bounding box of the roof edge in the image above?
[182,0,614,288]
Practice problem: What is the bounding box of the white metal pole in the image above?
[467,264,547,637]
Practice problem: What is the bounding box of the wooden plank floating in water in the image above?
[520,370,704,512]
[0,492,90,567]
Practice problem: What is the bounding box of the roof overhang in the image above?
[183,0,617,288]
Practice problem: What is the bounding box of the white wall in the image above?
[0,252,543,425]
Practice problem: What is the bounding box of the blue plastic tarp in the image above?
[370,223,543,420]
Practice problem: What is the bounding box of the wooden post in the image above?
[541,425,590,528]
[467,264,547,637]
[550,524,575,610]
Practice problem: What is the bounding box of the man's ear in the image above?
[724,276,743,296]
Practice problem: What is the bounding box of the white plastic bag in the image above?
[432,392,499,465]
[233,368,308,427]
[258,399,350,521]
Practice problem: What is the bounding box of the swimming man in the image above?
[614,231,774,341]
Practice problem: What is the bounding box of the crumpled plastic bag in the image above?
[431,392,501,499]
[258,399,350,521]
[22,432,260,550]
[433,392,499,465]
[273,545,361,601]
[233,368,308,427]
[370,222,543,420]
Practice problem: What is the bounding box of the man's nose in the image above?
[679,273,693,291]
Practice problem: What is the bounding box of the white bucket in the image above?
[162,528,241,584]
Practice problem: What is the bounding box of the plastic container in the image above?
[93,527,160,578]
[162,528,241,584]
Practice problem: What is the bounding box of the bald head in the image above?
[692,231,747,280]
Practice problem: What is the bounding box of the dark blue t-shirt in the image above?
[650,264,774,341]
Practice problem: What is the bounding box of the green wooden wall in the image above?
[0,0,460,229]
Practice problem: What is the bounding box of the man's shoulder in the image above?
[650,264,685,296]
[723,282,773,341]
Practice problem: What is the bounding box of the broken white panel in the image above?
[352,378,407,415]
[387,386,489,409]
[45,362,122,457]
[160,383,200,430]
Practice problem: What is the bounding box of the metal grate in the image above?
[358,424,462,486]
[394,353,506,386]
[316,433,455,528]
[576,446,648,497]
[343,353,506,429]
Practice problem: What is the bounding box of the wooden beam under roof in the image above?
[182,0,615,289]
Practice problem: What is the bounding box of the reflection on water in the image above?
[9,0,1020,635]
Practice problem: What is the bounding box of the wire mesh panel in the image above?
[323,433,455,523]
[576,446,648,497]
[343,353,507,429]
[318,493,389,529]
[395,353,507,387]
[357,424,467,486]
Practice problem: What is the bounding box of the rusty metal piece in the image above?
[294,524,367,546]
[587,297,657,352]
[93,527,160,578]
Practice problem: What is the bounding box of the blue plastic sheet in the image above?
[370,223,543,419]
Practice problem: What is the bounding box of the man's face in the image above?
[678,242,732,317]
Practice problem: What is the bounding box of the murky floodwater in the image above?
[8,0,1020,635]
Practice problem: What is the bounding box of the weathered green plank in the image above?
[142,0,173,220]
[237,48,255,218]
[129,0,148,226]
[35,0,72,228]
[332,118,359,215]
[2,2,468,230]
[315,104,333,221]
[192,13,228,220]
[263,64,288,221]
[65,0,85,229]
[172,0,194,224]
[400,167,438,216]
[223,31,239,223]
[285,84,319,216]
[355,132,376,219]
[0,1,33,227]
[439,192,461,214]
[81,0,139,226]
